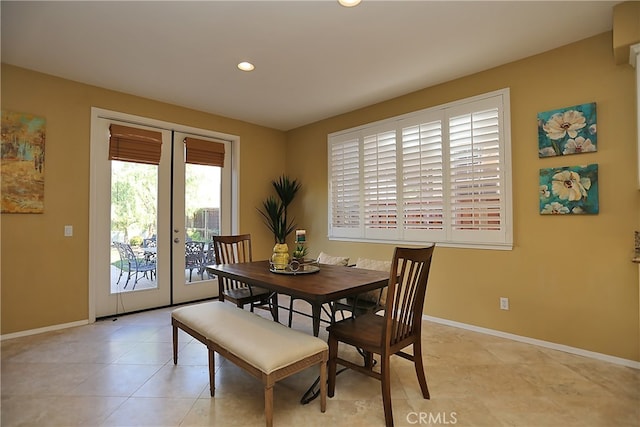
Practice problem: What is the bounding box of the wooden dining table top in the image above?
[206,260,389,305]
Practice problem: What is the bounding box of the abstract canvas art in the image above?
[1,110,46,213]
[538,102,597,157]
[539,164,598,215]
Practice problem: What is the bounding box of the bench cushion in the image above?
[172,301,327,374]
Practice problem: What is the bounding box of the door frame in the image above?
[88,107,240,322]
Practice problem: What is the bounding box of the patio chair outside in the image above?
[185,241,206,282]
[113,241,157,290]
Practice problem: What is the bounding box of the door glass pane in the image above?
[184,163,220,284]
[110,160,158,293]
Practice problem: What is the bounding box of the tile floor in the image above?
[2,297,638,427]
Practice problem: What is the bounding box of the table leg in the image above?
[311,304,321,337]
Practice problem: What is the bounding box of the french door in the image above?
[90,108,235,319]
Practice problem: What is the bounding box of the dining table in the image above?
[206,260,390,337]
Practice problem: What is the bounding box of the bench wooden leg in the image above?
[264,385,274,427]
[320,359,327,413]
[172,324,178,365]
[209,349,216,397]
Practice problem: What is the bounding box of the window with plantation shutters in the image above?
[328,89,512,250]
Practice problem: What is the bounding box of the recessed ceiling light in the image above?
[237,61,255,72]
[338,0,361,7]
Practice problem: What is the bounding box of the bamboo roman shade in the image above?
[109,124,162,165]
[184,137,225,167]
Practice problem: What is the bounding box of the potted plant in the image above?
[292,243,308,261]
[257,175,301,269]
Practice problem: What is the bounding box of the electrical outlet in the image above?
[64,225,73,237]
[500,297,509,310]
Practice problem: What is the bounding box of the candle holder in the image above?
[293,229,308,261]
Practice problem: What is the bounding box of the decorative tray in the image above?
[269,264,320,275]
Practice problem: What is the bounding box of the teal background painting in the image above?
[539,164,599,215]
[538,102,597,157]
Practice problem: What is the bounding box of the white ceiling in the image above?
[1,1,619,131]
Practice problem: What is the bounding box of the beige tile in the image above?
[482,395,580,426]
[518,362,616,399]
[404,397,503,427]
[132,364,210,398]
[67,364,163,397]
[181,397,265,427]
[112,341,174,365]
[551,395,640,427]
[483,341,556,364]
[563,361,640,401]
[1,362,104,395]
[423,341,503,366]
[1,302,638,427]
[100,396,195,426]
[1,395,126,427]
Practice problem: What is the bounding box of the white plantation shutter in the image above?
[363,127,398,239]
[329,132,362,238]
[448,97,507,245]
[401,117,446,241]
[328,89,511,249]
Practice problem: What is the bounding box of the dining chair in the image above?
[331,257,392,322]
[212,234,279,321]
[287,251,349,328]
[327,246,435,427]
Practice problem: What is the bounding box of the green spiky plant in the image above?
[292,244,308,260]
[257,175,301,244]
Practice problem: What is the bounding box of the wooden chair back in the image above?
[383,246,435,352]
[212,234,253,294]
[212,234,252,264]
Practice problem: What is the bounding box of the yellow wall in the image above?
[2,30,639,362]
[613,1,640,64]
[286,32,640,361]
[1,64,286,333]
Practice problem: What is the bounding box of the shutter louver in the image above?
[109,124,162,165]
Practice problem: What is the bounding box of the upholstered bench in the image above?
[171,301,328,427]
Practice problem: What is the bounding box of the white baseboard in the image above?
[423,315,640,370]
[1,319,89,341]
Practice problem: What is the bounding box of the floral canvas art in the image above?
[1,110,46,213]
[539,164,598,215]
[538,102,597,157]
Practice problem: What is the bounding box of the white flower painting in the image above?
[538,103,597,158]
[539,164,599,215]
